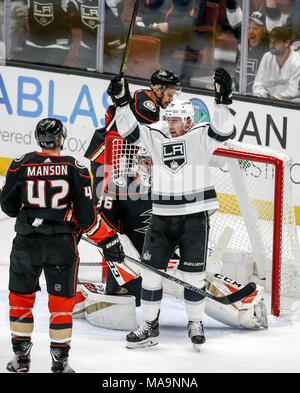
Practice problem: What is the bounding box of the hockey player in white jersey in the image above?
[107,68,263,351]
[75,143,268,335]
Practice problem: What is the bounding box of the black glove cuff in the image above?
[107,77,131,108]
[215,92,233,105]
[99,233,119,249]
[113,96,131,107]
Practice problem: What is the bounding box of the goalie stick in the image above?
[81,236,140,286]
[82,236,256,305]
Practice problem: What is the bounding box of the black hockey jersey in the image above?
[0,151,98,235]
[99,178,179,262]
[235,42,269,92]
[68,0,98,50]
[98,178,152,254]
[225,1,269,93]
[26,0,72,48]
[84,89,160,164]
[68,0,126,51]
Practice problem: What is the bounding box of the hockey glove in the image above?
[98,233,125,264]
[213,68,232,105]
[107,76,131,107]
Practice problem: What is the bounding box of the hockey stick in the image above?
[123,254,256,305]
[79,262,102,266]
[104,1,141,145]
[119,0,141,77]
[81,237,140,286]
[82,236,256,305]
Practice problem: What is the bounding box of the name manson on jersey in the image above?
[27,164,68,177]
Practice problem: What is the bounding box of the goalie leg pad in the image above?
[72,290,86,319]
[84,296,137,331]
[205,272,268,329]
[79,282,137,330]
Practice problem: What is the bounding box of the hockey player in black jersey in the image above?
[84,69,180,204]
[107,68,237,350]
[0,118,124,373]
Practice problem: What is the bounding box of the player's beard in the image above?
[270,47,286,56]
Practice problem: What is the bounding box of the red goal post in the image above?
[213,144,284,316]
[104,132,300,317]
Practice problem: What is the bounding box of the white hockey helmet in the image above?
[133,147,152,187]
[164,99,194,130]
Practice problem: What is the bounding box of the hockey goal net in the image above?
[104,131,300,316]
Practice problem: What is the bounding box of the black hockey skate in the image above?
[7,341,33,373]
[126,315,159,349]
[188,321,206,352]
[50,347,75,373]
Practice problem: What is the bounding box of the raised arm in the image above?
[107,77,156,150]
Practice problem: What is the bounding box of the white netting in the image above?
[210,140,300,315]
[109,137,137,186]
[106,135,300,315]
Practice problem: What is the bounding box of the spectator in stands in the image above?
[0,0,28,61]
[253,1,300,52]
[0,2,4,60]
[10,1,28,59]
[286,0,300,52]
[68,0,126,71]
[256,0,300,52]
[134,0,197,78]
[14,0,73,66]
[226,0,282,93]
[252,25,300,101]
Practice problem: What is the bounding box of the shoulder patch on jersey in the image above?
[143,100,156,113]
[14,154,25,162]
[75,160,86,169]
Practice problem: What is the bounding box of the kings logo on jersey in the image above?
[162,141,186,173]
[81,4,98,29]
[33,2,54,26]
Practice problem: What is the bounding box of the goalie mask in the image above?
[35,118,67,149]
[164,99,194,135]
[133,147,152,187]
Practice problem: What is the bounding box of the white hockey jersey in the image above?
[115,103,234,216]
[252,48,300,101]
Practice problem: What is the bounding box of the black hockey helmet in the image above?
[35,118,67,149]
[150,69,181,92]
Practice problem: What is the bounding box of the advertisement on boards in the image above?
[0,66,299,214]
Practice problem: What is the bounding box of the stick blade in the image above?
[216,282,257,305]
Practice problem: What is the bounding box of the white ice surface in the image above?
[1,202,300,374]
